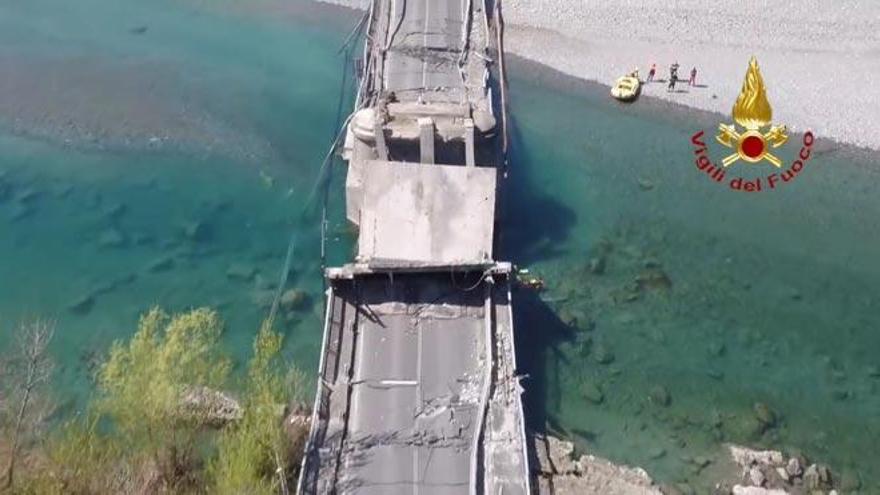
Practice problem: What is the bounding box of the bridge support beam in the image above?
[418,117,435,164]
[374,117,389,160]
[465,118,476,167]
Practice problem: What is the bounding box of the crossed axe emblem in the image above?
[716,123,789,168]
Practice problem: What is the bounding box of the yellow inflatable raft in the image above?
[611,75,641,102]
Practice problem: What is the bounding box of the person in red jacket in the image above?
[647,63,656,82]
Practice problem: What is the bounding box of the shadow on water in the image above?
[501,115,577,435]
[500,117,577,266]
[512,288,573,433]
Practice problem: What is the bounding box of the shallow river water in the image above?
[1,0,878,491]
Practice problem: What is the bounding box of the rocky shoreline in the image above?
[532,433,662,494]
[530,434,858,495]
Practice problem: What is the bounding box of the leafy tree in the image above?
[97,307,230,491]
[209,320,305,495]
[2,319,54,490]
[2,307,309,494]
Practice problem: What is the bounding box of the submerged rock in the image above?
[592,342,615,365]
[637,177,655,191]
[254,274,276,291]
[581,381,604,404]
[280,289,311,312]
[560,307,592,331]
[68,294,95,314]
[146,255,174,273]
[588,256,606,275]
[613,283,641,303]
[182,220,212,242]
[102,202,127,220]
[839,467,861,491]
[15,187,41,203]
[132,232,155,246]
[558,308,576,327]
[97,228,126,249]
[53,183,74,198]
[573,335,593,359]
[706,368,724,380]
[707,341,726,357]
[0,180,12,202]
[252,289,275,310]
[9,202,33,221]
[226,263,256,282]
[752,402,777,428]
[649,385,671,407]
[612,312,637,325]
[647,447,666,460]
[636,267,672,291]
[90,279,117,297]
[727,415,765,441]
[115,272,137,287]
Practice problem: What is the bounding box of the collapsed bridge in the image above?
[297,0,529,493]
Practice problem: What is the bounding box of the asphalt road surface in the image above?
[339,275,485,494]
[382,0,466,100]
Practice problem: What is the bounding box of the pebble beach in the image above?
[322,0,880,151]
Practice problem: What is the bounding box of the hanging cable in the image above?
[265,13,367,327]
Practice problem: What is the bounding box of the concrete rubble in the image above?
[528,437,854,495]
[530,433,663,494]
[724,444,844,495]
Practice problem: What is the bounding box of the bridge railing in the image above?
[297,287,341,493]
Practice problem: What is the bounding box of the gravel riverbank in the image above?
[321,0,880,151]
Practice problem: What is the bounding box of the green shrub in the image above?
[4,307,308,494]
[210,321,297,495]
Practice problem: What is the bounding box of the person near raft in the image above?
[647,63,656,82]
[668,62,679,91]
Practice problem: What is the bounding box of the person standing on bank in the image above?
[689,66,697,86]
[647,63,656,82]
[668,62,679,91]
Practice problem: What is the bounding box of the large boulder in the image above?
[280,289,311,312]
[179,385,242,426]
[226,263,257,282]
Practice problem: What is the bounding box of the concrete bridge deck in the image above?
[298,269,527,494]
[298,0,528,492]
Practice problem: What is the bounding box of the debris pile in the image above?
[723,445,854,495]
[531,433,662,495]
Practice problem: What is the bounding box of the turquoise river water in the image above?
[1,0,878,491]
